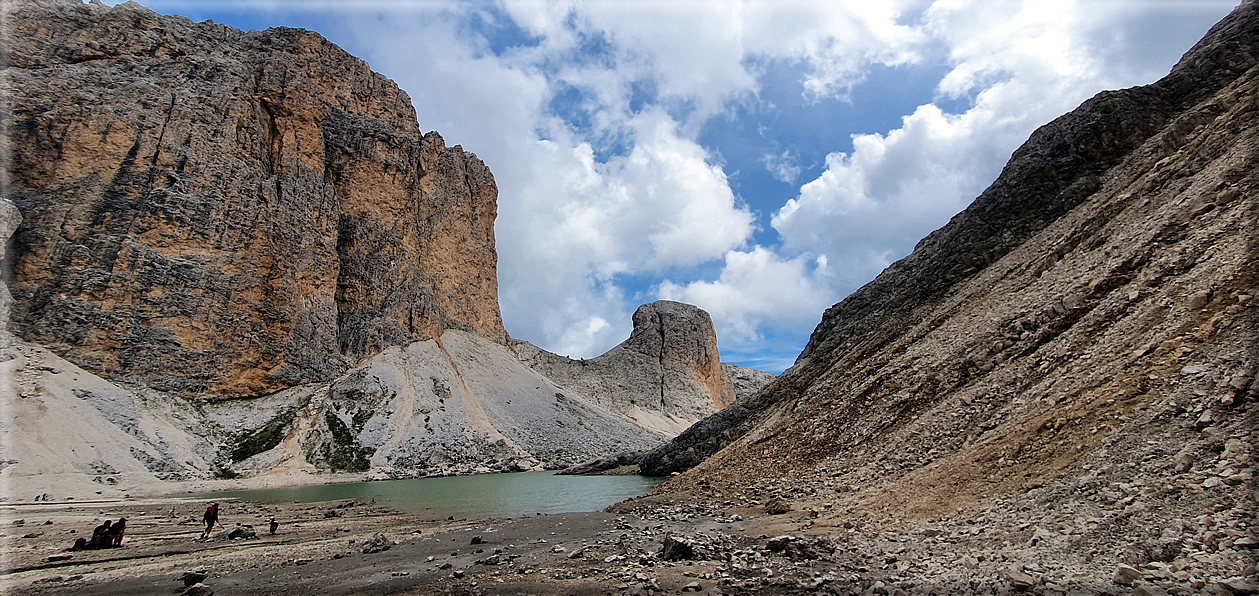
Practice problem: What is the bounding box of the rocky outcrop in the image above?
[721,363,776,401]
[3,0,504,398]
[300,330,665,477]
[512,301,737,436]
[643,0,1259,490]
[626,6,1257,590]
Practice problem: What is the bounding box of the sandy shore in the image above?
[0,490,767,595]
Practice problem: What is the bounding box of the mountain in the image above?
[0,0,773,496]
[640,0,1257,530]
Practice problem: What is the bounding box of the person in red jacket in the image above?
[200,503,219,539]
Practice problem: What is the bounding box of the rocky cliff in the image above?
[721,362,777,401]
[3,0,504,398]
[513,301,739,435]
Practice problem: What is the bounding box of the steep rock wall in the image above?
[2,0,504,398]
[721,362,777,401]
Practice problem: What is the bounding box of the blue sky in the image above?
[105,0,1236,373]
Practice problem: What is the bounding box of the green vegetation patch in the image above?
[229,407,299,463]
[320,410,373,472]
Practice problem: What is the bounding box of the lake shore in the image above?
[0,490,757,595]
[4,477,1253,595]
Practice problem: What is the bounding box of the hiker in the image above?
[269,518,278,535]
[201,502,219,538]
[89,520,112,549]
[108,517,127,547]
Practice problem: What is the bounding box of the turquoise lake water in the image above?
[191,472,664,519]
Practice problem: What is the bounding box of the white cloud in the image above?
[741,0,928,100]
[762,150,801,184]
[657,247,833,344]
[769,0,1227,304]
[502,0,929,124]
[495,110,756,356]
[772,100,1016,288]
[336,0,927,358]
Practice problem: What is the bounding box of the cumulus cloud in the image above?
[496,110,756,355]
[503,0,928,123]
[333,0,935,358]
[769,0,1230,310]
[740,0,927,100]
[657,247,833,344]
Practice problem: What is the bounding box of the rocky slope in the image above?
[0,0,773,496]
[630,0,1258,591]
[0,326,672,498]
[513,301,738,435]
[644,0,1258,480]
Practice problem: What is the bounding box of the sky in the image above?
[100,0,1237,373]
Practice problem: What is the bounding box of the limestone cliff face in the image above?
[642,0,1259,492]
[513,301,738,436]
[2,0,504,398]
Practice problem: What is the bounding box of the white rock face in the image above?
[0,329,673,498]
[299,330,667,475]
[0,342,222,498]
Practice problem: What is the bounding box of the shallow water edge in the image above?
[187,471,665,520]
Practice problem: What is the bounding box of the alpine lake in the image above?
[189,471,665,520]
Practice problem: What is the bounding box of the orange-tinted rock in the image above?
[4,0,504,397]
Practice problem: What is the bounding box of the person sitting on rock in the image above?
[89,520,112,549]
[108,517,126,547]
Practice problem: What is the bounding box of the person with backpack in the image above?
[89,520,112,549]
[201,503,219,539]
